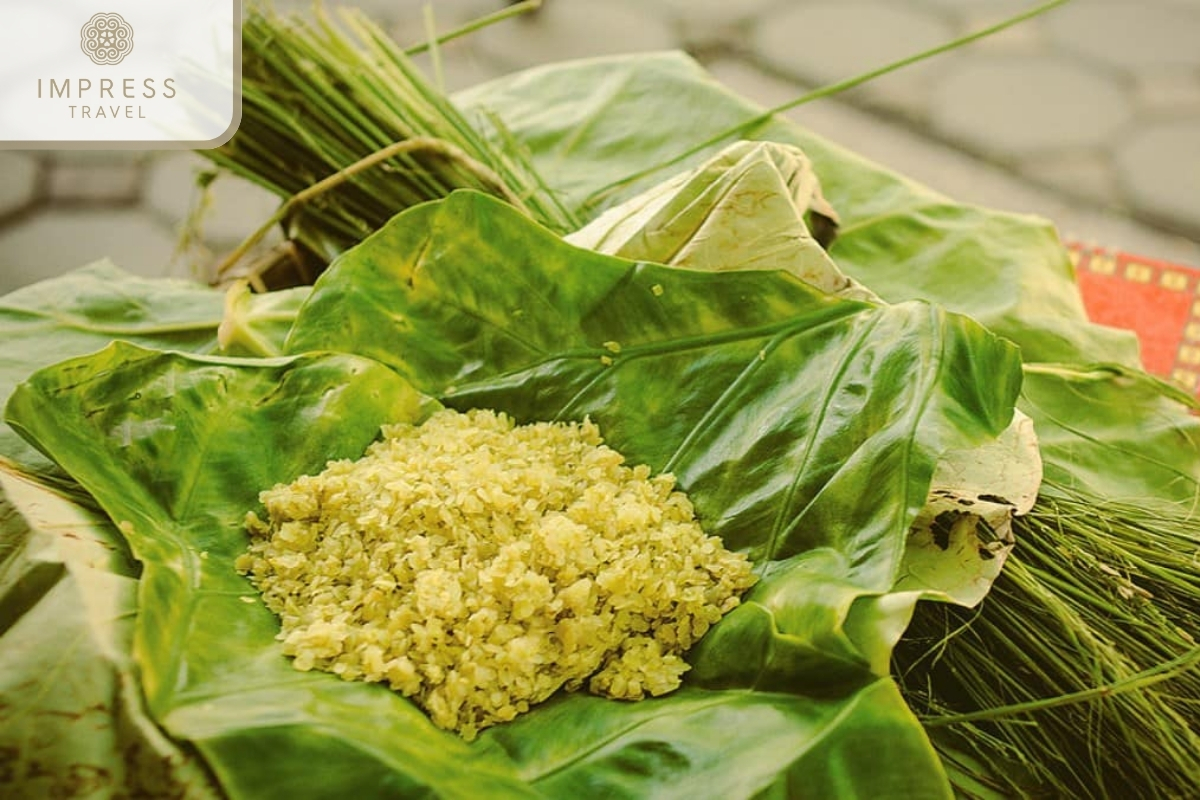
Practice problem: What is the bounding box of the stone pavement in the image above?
[2,0,1199,296]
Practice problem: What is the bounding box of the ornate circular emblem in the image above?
[80,12,134,66]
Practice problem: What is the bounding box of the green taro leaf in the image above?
[0,261,224,476]
[454,52,1141,368]
[4,345,550,799]
[1020,363,1200,511]
[4,342,956,799]
[0,193,1025,798]
[558,138,1044,609]
[283,190,1021,793]
[487,677,943,799]
[288,191,1021,592]
[0,261,310,478]
[457,55,1200,533]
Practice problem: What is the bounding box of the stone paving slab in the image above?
[0,208,184,295]
[0,153,39,219]
[0,0,1196,295]
[48,161,143,203]
[929,54,1133,155]
[1044,1,1200,71]
[1115,119,1200,235]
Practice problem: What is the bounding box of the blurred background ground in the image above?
[1,0,1198,295]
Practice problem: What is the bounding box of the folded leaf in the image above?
[218,281,311,358]
[896,411,1041,605]
[565,140,870,300]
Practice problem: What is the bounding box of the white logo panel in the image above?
[0,1,240,147]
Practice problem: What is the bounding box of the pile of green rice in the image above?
[237,408,756,738]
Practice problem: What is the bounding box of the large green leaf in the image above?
[276,190,1025,788]
[561,139,1044,609]
[0,262,223,475]
[455,52,1140,368]
[3,345,955,799]
[456,56,1198,523]
[1020,363,1200,510]
[4,190,1026,797]
[487,676,942,799]
[0,262,310,477]
[4,346,546,798]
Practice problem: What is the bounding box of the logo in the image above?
[2,0,239,148]
[80,12,134,66]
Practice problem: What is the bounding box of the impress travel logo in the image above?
[0,2,240,148]
[80,13,135,66]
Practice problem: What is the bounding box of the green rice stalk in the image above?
[894,484,1200,799]
[204,2,575,282]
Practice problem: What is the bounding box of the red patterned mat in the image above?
[1069,242,1200,399]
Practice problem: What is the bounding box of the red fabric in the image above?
[1068,242,1200,398]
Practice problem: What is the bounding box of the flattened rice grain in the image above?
[236,408,756,739]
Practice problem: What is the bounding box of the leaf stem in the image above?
[215,137,531,280]
[402,0,542,56]
[582,0,1073,212]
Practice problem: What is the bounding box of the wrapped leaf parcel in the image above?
[566,140,871,301]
